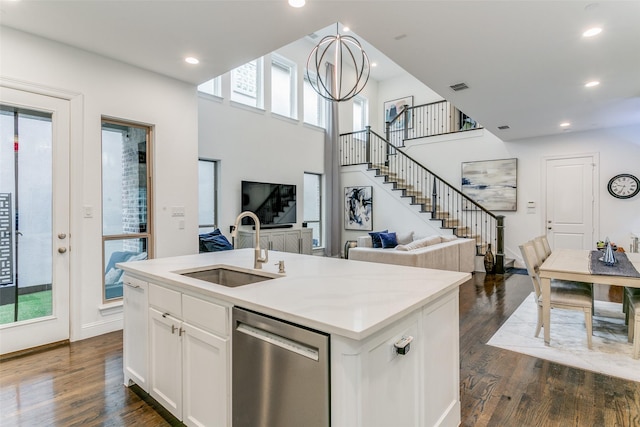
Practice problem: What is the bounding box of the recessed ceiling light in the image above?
[185,57,199,65]
[342,26,350,32]
[585,80,600,88]
[560,122,571,127]
[288,0,305,7]
[583,27,602,37]
[371,62,378,67]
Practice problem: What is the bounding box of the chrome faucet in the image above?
[231,211,268,269]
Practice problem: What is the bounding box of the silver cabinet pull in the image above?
[58,233,67,239]
[58,247,67,253]
[123,281,140,289]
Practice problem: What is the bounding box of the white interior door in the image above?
[0,86,70,355]
[545,155,596,250]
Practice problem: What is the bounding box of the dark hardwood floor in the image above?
[1,271,639,426]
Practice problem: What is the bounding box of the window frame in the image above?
[271,54,297,119]
[197,76,222,97]
[303,72,326,128]
[100,118,153,303]
[353,95,369,132]
[198,158,219,233]
[230,58,264,109]
[303,172,323,249]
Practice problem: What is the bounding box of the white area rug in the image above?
[487,293,640,383]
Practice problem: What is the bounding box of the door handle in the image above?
[58,247,67,253]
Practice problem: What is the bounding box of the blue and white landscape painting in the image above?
[461,158,517,211]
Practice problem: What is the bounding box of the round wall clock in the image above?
[607,173,640,199]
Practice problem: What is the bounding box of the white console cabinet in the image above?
[236,228,312,255]
[148,283,231,427]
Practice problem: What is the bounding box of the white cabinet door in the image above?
[123,275,148,390]
[361,321,421,427]
[182,322,230,427]
[301,229,313,255]
[268,232,285,251]
[149,307,183,419]
[283,231,301,253]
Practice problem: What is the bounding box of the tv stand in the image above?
[236,228,312,255]
[255,224,293,230]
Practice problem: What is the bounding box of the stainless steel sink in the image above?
[180,266,275,287]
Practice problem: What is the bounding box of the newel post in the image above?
[431,176,438,217]
[365,125,371,164]
[495,215,505,274]
[402,104,409,141]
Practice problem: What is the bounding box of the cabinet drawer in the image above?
[149,283,182,317]
[182,294,228,337]
[122,274,148,291]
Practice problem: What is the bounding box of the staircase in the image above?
[340,123,508,273]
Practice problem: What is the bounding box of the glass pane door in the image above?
[0,106,53,324]
[0,87,70,355]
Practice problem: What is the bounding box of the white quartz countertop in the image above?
[118,248,471,340]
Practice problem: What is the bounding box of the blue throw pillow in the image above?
[379,232,398,249]
[368,230,388,248]
[201,233,234,252]
[199,229,224,252]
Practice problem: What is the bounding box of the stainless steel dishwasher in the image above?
[232,307,330,427]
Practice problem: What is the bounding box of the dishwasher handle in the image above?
[236,322,319,361]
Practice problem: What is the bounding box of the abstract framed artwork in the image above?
[461,158,517,211]
[344,186,372,230]
[384,95,413,130]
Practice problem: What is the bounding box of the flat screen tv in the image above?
[241,181,297,227]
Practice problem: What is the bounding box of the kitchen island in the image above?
[119,248,470,427]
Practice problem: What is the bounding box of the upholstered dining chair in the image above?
[519,241,594,348]
[533,236,551,263]
[626,287,640,359]
[540,235,552,258]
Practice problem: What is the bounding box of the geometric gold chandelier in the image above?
[306,23,370,102]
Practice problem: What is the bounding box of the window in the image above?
[303,173,322,248]
[353,95,368,131]
[303,73,325,127]
[197,76,222,97]
[231,59,263,108]
[101,120,152,301]
[271,55,297,118]
[198,159,218,234]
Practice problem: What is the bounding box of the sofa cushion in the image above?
[440,234,458,242]
[396,231,414,245]
[379,232,398,248]
[368,230,388,248]
[397,235,441,251]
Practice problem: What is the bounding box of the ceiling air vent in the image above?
[307,32,319,40]
[497,125,510,130]
[449,82,469,92]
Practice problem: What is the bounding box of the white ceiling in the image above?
[1,0,639,141]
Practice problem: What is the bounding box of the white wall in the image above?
[346,76,640,266]
[198,36,383,243]
[198,95,325,237]
[1,28,199,340]
[399,126,640,263]
[342,166,442,245]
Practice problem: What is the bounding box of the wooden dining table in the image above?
[538,248,640,346]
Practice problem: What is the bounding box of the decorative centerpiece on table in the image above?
[602,238,617,266]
